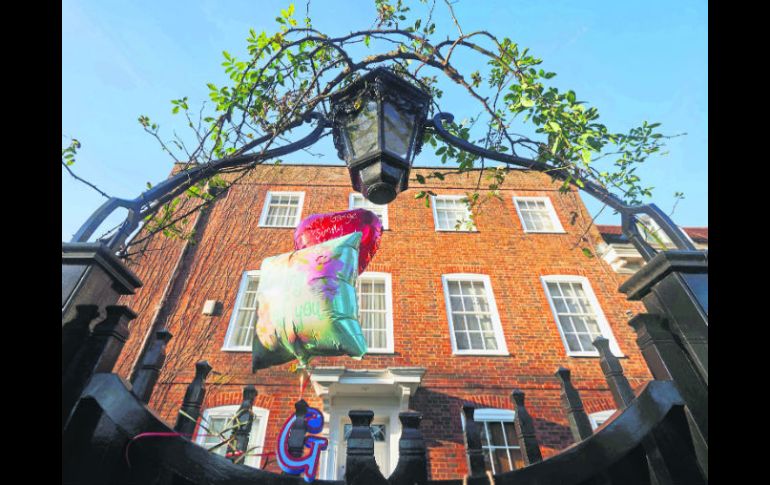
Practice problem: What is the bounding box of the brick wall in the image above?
[116,164,650,480]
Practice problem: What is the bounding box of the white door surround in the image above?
[337,413,390,479]
[309,367,426,481]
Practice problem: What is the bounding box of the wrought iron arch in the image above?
[427,112,697,261]
[71,112,331,252]
[72,109,696,263]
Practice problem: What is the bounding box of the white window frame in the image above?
[222,270,260,352]
[471,408,516,422]
[442,274,508,356]
[195,405,270,468]
[513,196,565,233]
[589,409,617,430]
[349,193,389,230]
[356,271,395,354]
[258,191,305,228]
[540,275,622,357]
[431,195,477,232]
[460,408,520,474]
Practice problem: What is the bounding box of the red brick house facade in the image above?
[114,163,652,481]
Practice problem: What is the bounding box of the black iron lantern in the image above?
[330,68,431,204]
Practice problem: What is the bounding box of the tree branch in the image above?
[61,161,111,199]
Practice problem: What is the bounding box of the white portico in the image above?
[310,367,426,481]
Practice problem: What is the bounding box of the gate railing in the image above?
[61,335,703,485]
[62,243,707,485]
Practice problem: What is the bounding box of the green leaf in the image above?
[551,136,560,154]
[520,97,534,108]
[581,149,591,165]
[581,248,594,258]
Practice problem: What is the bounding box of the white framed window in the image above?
[195,405,269,468]
[442,274,508,355]
[356,272,395,353]
[343,423,387,441]
[513,196,565,233]
[432,195,476,231]
[589,409,617,430]
[461,408,523,474]
[258,191,305,228]
[540,275,622,357]
[222,271,260,351]
[350,193,389,230]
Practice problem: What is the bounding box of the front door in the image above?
[336,417,389,479]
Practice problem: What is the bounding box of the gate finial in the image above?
[511,390,543,466]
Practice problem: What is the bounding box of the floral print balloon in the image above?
[252,232,367,370]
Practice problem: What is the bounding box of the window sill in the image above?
[566,351,626,358]
[435,229,479,233]
[452,351,510,357]
[221,347,251,352]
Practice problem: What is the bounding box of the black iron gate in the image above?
[62,243,707,485]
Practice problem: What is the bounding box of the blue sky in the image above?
[62,0,707,241]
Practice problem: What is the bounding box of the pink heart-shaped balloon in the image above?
[294,209,383,274]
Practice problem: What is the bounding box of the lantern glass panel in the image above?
[382,101,415,159]
[344,100,379,160]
